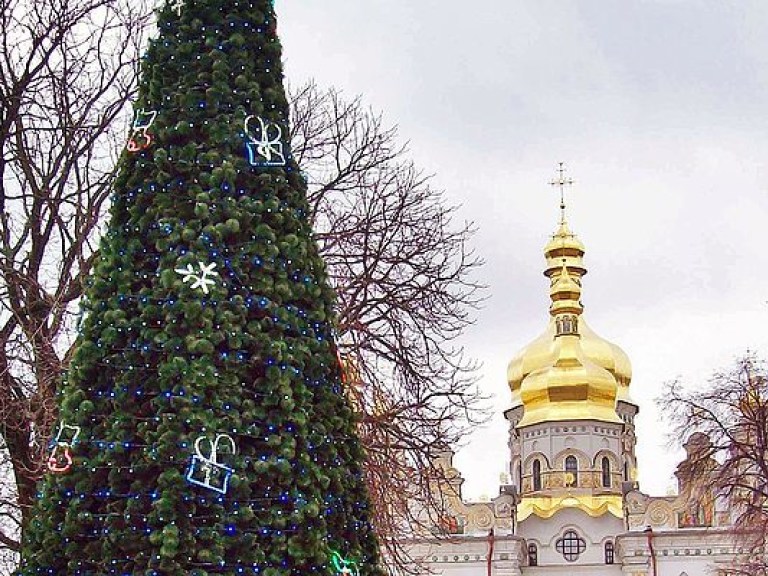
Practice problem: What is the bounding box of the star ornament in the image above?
[175,262,219,294]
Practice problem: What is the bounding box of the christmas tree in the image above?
[17,1,383,575]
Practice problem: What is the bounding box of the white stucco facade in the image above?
[395,437,740,576]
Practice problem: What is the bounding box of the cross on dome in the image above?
[549,162,574,224]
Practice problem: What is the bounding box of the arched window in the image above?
[517,462,523,491]
[532,459,542,491]
[527,543,538,566]
[565,455,578,486]
[604,541,615,564]
[624,460,629,481]
[601,456,611,488]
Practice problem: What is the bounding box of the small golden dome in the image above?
[544,220,586,278]
[507,219,633,425]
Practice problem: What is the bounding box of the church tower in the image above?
[398,166,740,576]
[505,165,639,568]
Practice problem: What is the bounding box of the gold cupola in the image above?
[507,215,633,427]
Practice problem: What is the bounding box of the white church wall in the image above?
[616,529,736,576]
[518,508,623,568]
[399,535,525,576]
[521,422,623,465]
[519,420,625,491]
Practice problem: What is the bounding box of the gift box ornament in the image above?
[244,115,286,167]
[47,422,81,474]
[127,109,157,152]
[185,433,237,494]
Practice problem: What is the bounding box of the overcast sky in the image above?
[278,1,768,498]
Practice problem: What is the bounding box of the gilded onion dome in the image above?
[507,219,633,426]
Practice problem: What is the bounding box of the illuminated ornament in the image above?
[170,0,184,15]
[330,551,360,576]
[48,445,73,474]
[47,422,81,474]
[186,434,236,494]
[175,261,219,294]
[244,115,286,167]
[126,109,157,152]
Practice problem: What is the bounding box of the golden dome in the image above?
[507,219,633,425]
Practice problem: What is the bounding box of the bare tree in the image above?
[0,0,150,565]
[662,354,768,575]
[0,8,486,570]
[290,82,487,568]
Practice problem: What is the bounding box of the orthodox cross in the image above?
[171,0,184,16]
[549,162,574,223]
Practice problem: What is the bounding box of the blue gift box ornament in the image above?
[185,433,237,494]
[244,115,286,167]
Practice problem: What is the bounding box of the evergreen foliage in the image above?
[17,1,383,574]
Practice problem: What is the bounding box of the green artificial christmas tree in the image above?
[17,1,383,575]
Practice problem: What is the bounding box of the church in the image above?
[397,173,741,576]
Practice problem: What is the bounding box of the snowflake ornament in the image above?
[175,262,219,294]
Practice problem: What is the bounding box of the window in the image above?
[532,459,542,491]
[624,460,629,481]
[528,543,538,566]
[555,530,586,562]
[555,315,579,336]
[601,456,611,488]
[565,455,578,486]
[518,462,523,491]
[604,541,615,564]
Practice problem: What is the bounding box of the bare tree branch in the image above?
[289,81,488,570]
[661,354,768,576]
[0,0,151,567]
